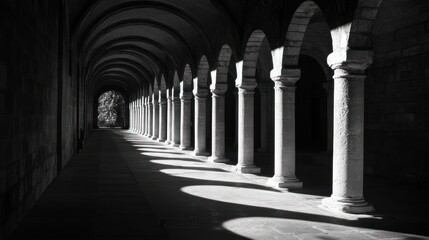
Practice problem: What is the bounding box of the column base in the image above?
[157,138,166,142]
[192,151,210,157]
[165,140,171,144]
[151,136,158,140]
[208,156,229,163]
[232,165,261,174]
[267,176,303,189]
[171,142,180,147]
[321,196,375,214]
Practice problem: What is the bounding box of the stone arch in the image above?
[152,76,159,98]
[282,1,326,68]
[181,64,193,94]
[211,44,233,91]
[172,70,180,93]
[238,30,272,88]
[329,0,383,66]
[159,74,167,92]
[95,88,129,129]
[195,55,210,91]
[179,63,194,150]
[348,0,384,50]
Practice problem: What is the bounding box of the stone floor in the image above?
[10,129,429,240]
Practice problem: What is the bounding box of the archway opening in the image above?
[97,90,127,128]
[296,55,327,153]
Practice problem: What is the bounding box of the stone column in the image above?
[146,96,151,136]
[193,88,209,156]
[158,90,167,142]
[233,83,260,174]
[233,89,238,147]
[321,51,374,213]
[172,88,181,147]
[267,68,303,188]
[137,97,141,133]
[208,83,229,163]
[323,82,334,154]
[179,92,192,150]
[130,99,134,131]
[166,89,172,144]
[152,93,159,140]
[146,96,150,136]
[132,100,135,131]
[143,96,147,136]
[258,83,270,152]
[148,97,153,138]
[139,96,143,134]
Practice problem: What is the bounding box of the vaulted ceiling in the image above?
[67,0,356,95]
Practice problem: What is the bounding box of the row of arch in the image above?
[84,0,385,215]
[80,0,383,99]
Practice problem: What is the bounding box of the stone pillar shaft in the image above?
[148,100,153,138]
[322,51,374,213]
[166,89,172,144]
[143,97,146,134]
[234,85,260,174]
[333,76,365,198]
[180,93,192,150]
[193,93,208,156]
[208,85,228,163]
[158,91,167,142]
[152,95,159,140]
[268,69,302,188]
[145,96,149,136]
[172,94,181,147]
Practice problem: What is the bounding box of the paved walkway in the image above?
[11,129,429,240]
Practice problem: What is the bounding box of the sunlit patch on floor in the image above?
[160,169,249,183]
[221,217,383,240]
[180,185,307,211]
[150,159,210,167]
[141,152,192,159]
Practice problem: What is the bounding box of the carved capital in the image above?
[210,83,227,97]
[327,49,373,75]
[180,92,193,100]
[236,82,257,92]
[193,88,209,98]
[270,68,300,86]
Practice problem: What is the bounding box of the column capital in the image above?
[327,50,373,74]
[158,95,167,104]
[236,82,257,92]
[180,92,193,100]
[193,88,209,99]
[172,95,181,102]
[270,67,300,86]
[210,83,227,96]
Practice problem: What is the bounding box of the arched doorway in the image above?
[97,90,127,128]
[296,55,328,153]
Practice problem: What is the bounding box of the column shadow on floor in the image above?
[10,129,429,240]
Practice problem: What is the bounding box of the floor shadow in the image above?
[10,129,429,240]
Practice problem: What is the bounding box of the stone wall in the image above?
[0,0,76,238]
[365,0,429,184]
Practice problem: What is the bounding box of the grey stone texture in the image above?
[0,0,77,237]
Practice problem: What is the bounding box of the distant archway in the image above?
[97,90,127,128]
